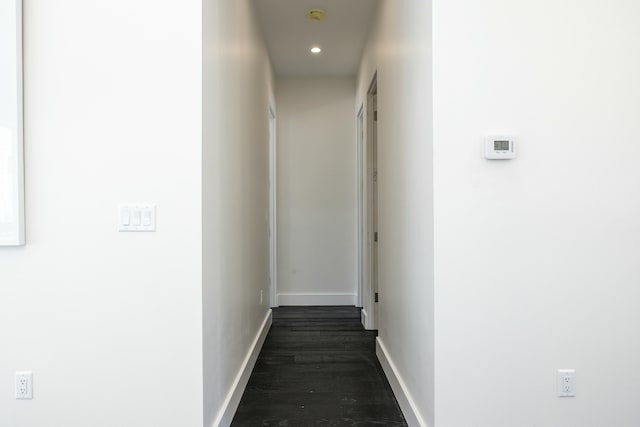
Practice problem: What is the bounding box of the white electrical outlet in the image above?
[15,371,33,399]
[557,369,576,397]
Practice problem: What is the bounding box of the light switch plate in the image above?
[119,204,156,232]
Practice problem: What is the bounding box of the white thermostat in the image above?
[485,136,516,159]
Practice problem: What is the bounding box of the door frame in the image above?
[269,106,278,307]
[356,105,365,308]
[358,73,378,330]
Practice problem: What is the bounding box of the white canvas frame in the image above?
[0,0,25,246]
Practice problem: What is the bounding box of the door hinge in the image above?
[374,111,378,121]
[375,292,379,303]
[374,231,378,242]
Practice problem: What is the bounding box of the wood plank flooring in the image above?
[231,306,407,426]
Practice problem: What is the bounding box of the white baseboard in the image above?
[212,309,272,427]
[360,308,377,330]
[376,337,429,427]
[277,293,356,306]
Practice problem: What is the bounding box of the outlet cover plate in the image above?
[15,371,33,399]
[557,369,576,397]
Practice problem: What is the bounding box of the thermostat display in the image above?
[486,136,516,159]
[494,140,510,151]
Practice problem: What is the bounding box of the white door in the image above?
[371,86,378,328]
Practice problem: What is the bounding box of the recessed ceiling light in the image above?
[310,46,322,54]
[307,9,326,22]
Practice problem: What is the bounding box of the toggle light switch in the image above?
[121,209,131,226]
[142,210,152,227]
[133,211,142,226]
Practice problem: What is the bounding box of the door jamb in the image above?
[269,106,278,307]
[356,105,365,309]
[361,73,378,330]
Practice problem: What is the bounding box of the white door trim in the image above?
[269,107,278,307]
[356,105,365,309]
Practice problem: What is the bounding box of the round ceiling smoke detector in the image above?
[307,9,326,22]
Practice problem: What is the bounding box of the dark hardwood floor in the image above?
[231,306,407,426]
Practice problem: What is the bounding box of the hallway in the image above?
[232,307,406,426]
[4,1,640,426]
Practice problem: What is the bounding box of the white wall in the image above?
[276,77,357,306]
[0,1,203,426]
[202,0,274,425]
[433,1,640,426]
[356,1,434,425]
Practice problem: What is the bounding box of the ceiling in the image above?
[252,0,379,77]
